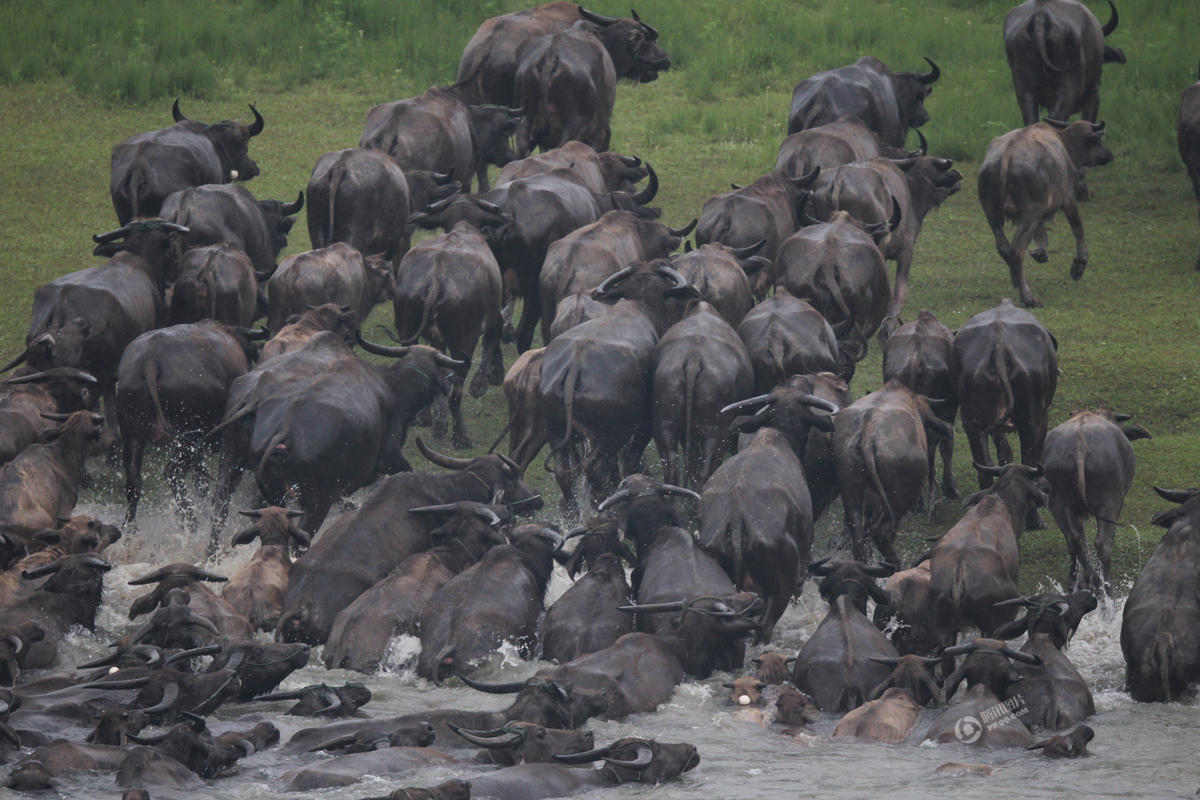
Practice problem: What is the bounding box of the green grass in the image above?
[1,1,1199,591]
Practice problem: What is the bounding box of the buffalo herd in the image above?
[0,0,1197,797]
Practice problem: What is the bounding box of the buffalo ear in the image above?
[1121,424,1151,442]
[961,490,985,508]
[1150,507,1186,529]
[231,527,259,547]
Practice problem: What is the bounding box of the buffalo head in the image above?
[555,736,700,784]
[581,8,671,83]
[891,57,940,130]
[448,720,595,765]
[172,98,263,182]
[1044,118,1114,169]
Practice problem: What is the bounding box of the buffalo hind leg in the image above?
[164,443,197,534]
[1029,221,1049,264]
[122,436,147,529]
[965,427,995,490]
[1062,200,1089,280]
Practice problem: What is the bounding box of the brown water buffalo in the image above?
[360,85,521,192]
[833,687,922,742]
[1028,724,1094,757]
[222,507,312,632]
[0,412,103,531]
[499,347,548,470]
[806,154,961,337]
[497,141,648,193]
[168,243,258,327]
[776,117,923,179]
[775,211,890,377]
[833,380,952,563]
[549,292,613,339]
[736,288,839,392]
[117,322,259,529]
[951,299,1058,496]
[1042,409,1150,591]
[109,99,263,224]
[928,464,1047,639]
[259,303,358,362]
[126,563,253,643]
[0,554,111,672]
[538,210,690,343]
[1180,77,1200,269]
[1121,486,1200,702]
[0,369,96,468]
[978,119,1113,306]
[787,57,940,147]
[874,556,939,656]
[392,222,505,447]
[456,3,668,107]
[266,243,393,333]
[668,241,762,327]
[652,301,754,489]
[1003,0,1126,126]
[882,309,958,503]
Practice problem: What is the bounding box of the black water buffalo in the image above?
[776,117,922,179]
[275,442,540,646]
[929,464,1047,639]
[924,683,1034,747]
[736,287,840,391]
[542,529,634,663]
[699,386,839,640]
[322,501,510,672]
[512,15,668,157]
[117,321,259,529]
[266,242,392,333]
[978,119,1113,306]
[787,57,940,147]
[942,637,1043,701]
[0,368,96,468]
[222,506,311,632]
[951,299,1058,492]
[793,559,899,711]
[167,243,258,327]
[360,85,521,192]
[774,211,890,375]
[668,241,761,327]
[1180,77,1200,269]
[209,333,460,539]
[392,222,504,447]
[418,524,560,681]
[159,182,303,279]
[109,99,263,224]
[456,3,668,107]
[538,210,689,343]
[497,141,648,193]
[1121,487,1200,702]
[307,147,459,263]
[126,563,253,643]
[259,302,358,362]
[1003,0,1126,126]
[652,301,754,489]
[1042,409,1150,591]
[0,411,103,531]
[833,380,951,563]
[694,170,821,295]
[410,165,660,352]
[806,154,961,337]
[882,309,958,503]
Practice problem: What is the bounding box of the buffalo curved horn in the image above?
[21,559,64,580]
[593,265,635,297]
[790,166,820,189]
[235,739,256,757]
[317,688,342,715]
[1101,0,1118,36]
[862,562,895,578]
[683,239,693,253]
[433,352,467,368]
[577,5,617,26]
[808,556,834,576]
[917,56,940,84]
[172,98,187,122]
[408,503,461,516]
[618,154,641,167]
[497,452,523,476]
[631,9,659,38]
[887,197,902,231]
[247,103,264,136]
[618,601,685,614]
[288,523,313,547]
[474,198,504,214]
[238,509,264,519]
[912,129,928,157]
[868,656,901,666]
[39,412,72,422]
[657,483,701,502]
[1043,117,1071,130]
[605,744,654,770]
[3,636,22,656]
[993,597,1032,608]
[1153,486,1195,504]
[1001,646,1043,666]
[253,688,302,702]
[134,681,181,715]
[355,331,410,358]
[448,722,525,748]
[667,218,697,238]
[1113,412,1134,422]
[597,488,631,511]
[92,224,135,244]
[415,438,475,470]
[473,506,503,527]
[0,349,29,373]
[128,731,169,745]
[281,191,304,216]
[455,672,526,694]
[163,644,223,666]
[631,161,658,205]
[972,463,1007,477]
[555,744,612,763]
[656,264,691,294]
[1091,120,1106,134]
[128,564,226,585]
[720,394,773,415]
[941,643,975,657]
[727,239,766,259]
[796,393,840,414]
[81,676,151,691]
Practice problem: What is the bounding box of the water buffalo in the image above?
[360,85,521,192]
[1003,0,1126,126]
[109,99,263,224]
[497,141,648,193]
[882,309,958,503]
[1028,724,1094,757]
[833,380,952,563]
[978,119,1113,306]
[1042,409,1150,591]
[259,302,358,362]
[787,56,941,147]
[116,322,259,529]
[1180,76,1200,269]
[0,368,96,468]
[499,347,548,470]
[776,117,923,179]
[874,556,939,655]
[126,563,252,644]
[275,442,540,646]
[833,687,923,742]
[736,287,840,391]
[0,411,103,531]
[0,554,110,671]
[222,506,311,632]
[167,242,258,327]
[652,301,754,489]
[266,243,393,334]
[951,299,1058,495]
[1121,486,1200,701]
[668,241,761,327]
[456,3,668,107]
[542,533,633,663]
[392,221,504,447]
[924,683,1034,747]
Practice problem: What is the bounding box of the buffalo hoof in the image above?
[1025,509,1045,531]
[1030,247,1048,264]
[1019,293,1042,308]
[877,316,901,344]
[452,432,473,450]
[1070,258,1087,281]
[500,321,515,343]
[941,480,959,500]
[468,368,489,400]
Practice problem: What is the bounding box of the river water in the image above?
[15,492,1199,800]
